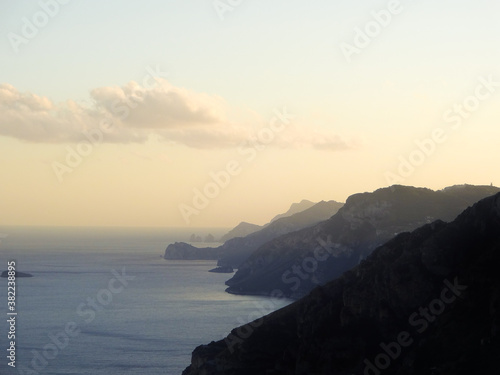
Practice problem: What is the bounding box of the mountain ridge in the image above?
[164,200,343,266]
[225,184,500,298]
[219,222,262,242]
[182,191,500,375]
[269,199,316,223]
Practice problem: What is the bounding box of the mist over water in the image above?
[0,227,291,374]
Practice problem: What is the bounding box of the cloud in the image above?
[0,81,354,151]
[90,80,227,129]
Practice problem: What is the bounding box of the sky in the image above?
[0,0,499,228]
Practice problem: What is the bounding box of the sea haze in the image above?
[0,227,291,374]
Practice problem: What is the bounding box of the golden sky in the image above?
[1,0,499,227]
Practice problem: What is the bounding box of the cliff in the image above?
[164,200,343,266]
[183,192,500,375]
[225,184,500,298]
[217,200,344,267]
[164,242,221,260]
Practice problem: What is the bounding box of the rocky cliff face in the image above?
[182,192,500,375]
[226,185,500,298]
[164,200,343,266]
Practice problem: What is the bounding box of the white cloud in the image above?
[91,80,228,129]
[0,80,354,151]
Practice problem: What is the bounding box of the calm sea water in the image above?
[0,227,291,375]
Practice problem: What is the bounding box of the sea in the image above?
[0,226,292,375]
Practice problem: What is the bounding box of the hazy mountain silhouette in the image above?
[226,184,500,299]
[183,191,500,375]
[220,222,262,243]
[164,200,343,265]
[218,200,318,243]
[269,199,316,223]
[217,200,344,267]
